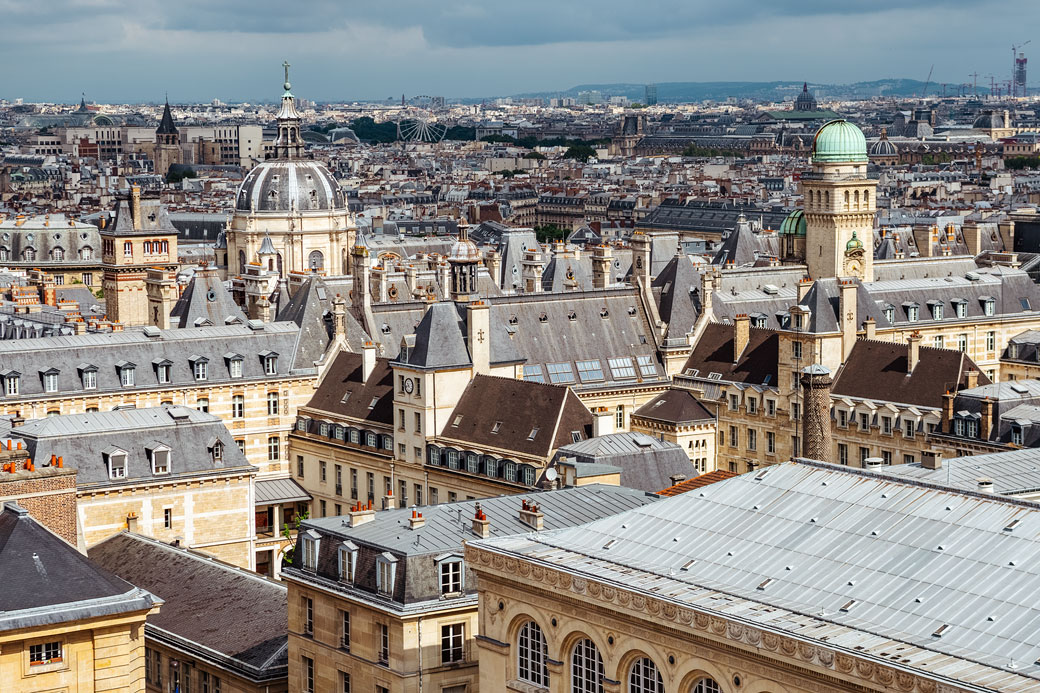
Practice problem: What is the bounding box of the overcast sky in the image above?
[1,0,1034,103]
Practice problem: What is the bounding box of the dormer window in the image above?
[984,298,996,316]
[883,306,895,323]
[211,441,223,461]
[1,370,20,396]
[262,352,279,376]
[338,541,358,583]
[191,356,208,381]
[299,530,320,572]
[225,353,243,378]
[1009,343,1020,359]
[438,555,464,595]
[929,302,943,320]
[79,364,97,390]
[148,444,171,475]
[41,368,59,394]
[116,361,136,387]
[105,448,127,479]
[376,552,398,595]
[954,300,968,319]
[905,303,919,322]
[153,359,172,384]
[1012,424,1024,446]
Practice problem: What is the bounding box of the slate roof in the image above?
[681,322,779,386]
[400,301,471,369]
[651,254,701,339]
[156,100,178,135]
[302,351,394,427]
[275,276,369,368]
[832,339,989,409]
[0,504,158,632]
[169,267,246,329]
[476,460,1040,691]
[88,533,287,682]
[438,375,593,459]
[553,432,695,493]
[16,405,254,488]
[0,322,310,402]
[633,389,715,425]
[657,469,737,496]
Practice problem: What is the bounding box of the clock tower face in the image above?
[404,378,414,394]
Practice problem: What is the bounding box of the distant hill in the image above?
[513,79,930,103]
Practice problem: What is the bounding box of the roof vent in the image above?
[247,319,265,331]
[932,624,949,638]
[763,284,779,295]
[978,477,995,493]
[142,325,161,338]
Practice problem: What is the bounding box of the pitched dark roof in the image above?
[402,301,470,369]
[169,267,246,329]
[0,504,157,631]
[156,100,178,135]
[439,374,592,458]
[657,470,738,496]
[303,351,394,426]
[682,322,779,385]
[633,389,715,424]
[88,533,287,682]
[832,339,990,409]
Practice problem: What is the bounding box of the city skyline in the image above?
[1,0,1035,102]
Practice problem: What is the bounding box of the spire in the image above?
[78,93,89,113]
[272,60,304,159]
[803,82,808,92]
[156,98,178,136]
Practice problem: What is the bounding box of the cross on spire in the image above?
[282,61,291,92]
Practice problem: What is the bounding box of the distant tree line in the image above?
[1004,156,1040,170]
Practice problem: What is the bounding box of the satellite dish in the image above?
[545,467,558,482]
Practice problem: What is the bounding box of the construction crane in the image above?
[922,65,934,98]
[969,72,980,97]
[1013,41,1031,96]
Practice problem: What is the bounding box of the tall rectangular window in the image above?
[986,331,996,352]
[232,395,244,418]
[379,624,389,665]
[268,436,280,461]
[441,623,464,663]
[302,596,313,635]
[766,431,776,454]
[267,392,279,416]
[340,610,350,650]
[440,560,463,594]
[340,672,351,693]
[838,443,848,465]
[302,656,314,693]
[958,334,968,352]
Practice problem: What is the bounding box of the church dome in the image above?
[846,230,864,251]
[794,82,818,112]
[235,160,345,212]
[449,233,481,263]
[869,130,899,157]
[973,110,1007,130]
[811,119,868,164]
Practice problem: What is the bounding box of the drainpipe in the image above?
[418,616,424,693]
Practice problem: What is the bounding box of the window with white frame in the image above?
[338,541,357,583]
[838,410,848,428]
[268,436,280,461]
[690,678,722,693]
[792,341,803,359]
[302,595,313,635]
[931,303,943,320]
[628,657,663,693]
[904,419,916,438]
[907,304,919,322]
[193,359,208,381]
[232,395,244,418]
[439,558,463,594]
[441,623,464,664]
[340,610,351,650]
[264,354,278,375]
[859,412,870,431]
[299,530,320,571]
[229,357,243,378]
[517,621,548,687]
[4,373,19,396]
[302,655,314,692]
[378,623,389,664]
[607,357,636,379]
[42,371,58,393]
[881,416,892,435]
[376,553,398,594]
[82,368,97,390]
[107,450,127,479]
[29,641,63,666]
[984,298,995,316]
[150,446,170,474]
[958,333,968,352]
[267,392,279,416]
[933,335,943,348]
[120,365,135,387]
[986,331,996,352]
[197,397,209,413]
[729,394,739,411]
[955,301,967,318]
[571,638,604,693]
[1012,424,1024,446]
[615,405,625,429]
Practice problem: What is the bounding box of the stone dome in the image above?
[811,119,868,164]
[449,234,481,263]
[235,160,345,213]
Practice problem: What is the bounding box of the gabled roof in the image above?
[303,351,394,426]
[682,322,779,386]
[439,374,592,458]
[88,533,286,682]
[651,254,701,338]
[169,268,246,329]
[832,339,989,409]
[0,504,158,632]
[633,389,715,425]
[401,301,470,369]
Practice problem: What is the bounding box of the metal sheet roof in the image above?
[255,477,311,505]
[476,461,1040,690]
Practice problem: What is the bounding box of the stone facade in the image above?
[0,463,77,546]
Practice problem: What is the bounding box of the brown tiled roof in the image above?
[633,389,715,425]
[682,322,779,385]
[437,374,592,458]
[657,470,737,496]
[303,351,394,426]
[832,339,990,409]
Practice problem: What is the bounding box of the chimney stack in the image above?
[907,332,922,374]
[838,279,857,362]
[518,499,544,530]
[466,301,491,375]
[669,473,687,486]
[130,185,142,230]
[862,317,876,340]
[941,391,955,433]
[362,341,377,382]
[800,364,833,462]
[409,509,425,530]
[965,369,979,391]
[981,397,994,441]
[733,314,750,363]
[471,503,490,538]
[382,487,397,511]
[592,406,615,437]
[592,244,613,289]
[348,500,376,527]
[797,277,813,302]
[921,450,943,470]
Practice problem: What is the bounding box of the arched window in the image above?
[571,638,604,693]
[863,189,870,206]
[854,190,860,209]
[309,249,324,270]
[51,247,64,261]
[690,678,721,693]
[628,658,663,693]
[238,249,246,271]
[80,246,92,260]
[825,190,830,206]
[23,247,35,261]
[843,190,850,210]
[518,621,548,686]
[143,241,152,254]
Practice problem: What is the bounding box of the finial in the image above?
[282,60,291,92]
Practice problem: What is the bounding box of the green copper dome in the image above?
[811,119,868,163]
[779,209,806,236]
[846,229,864,251]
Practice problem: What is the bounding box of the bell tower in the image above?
[802,120,877,281]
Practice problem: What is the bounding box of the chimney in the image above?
[467,301,491,375]
[797,277,813,302]
[347,500,376,527]
[438,261,451,300]
[838,279,857,362]
[977,477,994,494]
[331,294,347,340]
[382,486,397,510]
[404,264,419,298]
[362,341,377,382]
[863,457,884,469]
[921,450,943,470]
[592,406,614,437]
[981,397,994,440]
[862,317,876,340]
[592,244,613,289]
[126,512,139,533]
[941,391,955,433]
[409,510,425,530]
[800,365,833,462]
[907,332,922,374]
[130,185,142,230]
[518,499,544,530]
[963,222,983,257]
[471,503,490,539]
[669,473,687,486]
[733,314,750,363]
[965,369,979,390]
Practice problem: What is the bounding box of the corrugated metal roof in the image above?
[475,461,1040,690]
[878,447,1040,496]
[255,477,311,505]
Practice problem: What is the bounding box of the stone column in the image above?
[800,364,833,462]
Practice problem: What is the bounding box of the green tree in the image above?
[535,224,568,243]
[564,144,597,162]
[524,151,547,160]
[280,509,310,566]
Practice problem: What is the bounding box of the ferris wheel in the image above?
[396,97,448,143]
